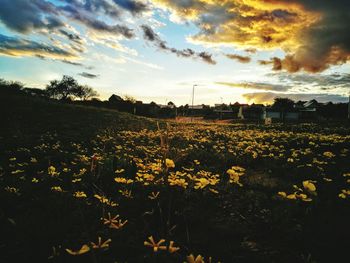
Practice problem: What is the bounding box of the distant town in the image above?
[103,94,350,123]
[2,76,350,123]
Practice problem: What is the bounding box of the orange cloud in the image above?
[152,0,350,73]
[225,53,251,63]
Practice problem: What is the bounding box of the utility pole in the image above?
[348,94,350,120]
[191,84,198,122]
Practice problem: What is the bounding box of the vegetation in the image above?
[45,75,99,101]
[1,91,349,262]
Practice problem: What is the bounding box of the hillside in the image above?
[1,89,350,263]
[0,89,157,145]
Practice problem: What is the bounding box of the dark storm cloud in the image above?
[78,72,99,79]
[62,0,121,17]
[260,0,350,73]
[112,0,149,15]
[140,25,216,65]
[156,0,350,73]
[0,0,62,33]
[61,4,134,39]
[0,33,76,59]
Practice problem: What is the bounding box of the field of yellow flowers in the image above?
[1,115,350,263]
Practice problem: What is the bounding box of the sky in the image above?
[0,0,349,105]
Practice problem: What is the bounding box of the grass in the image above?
[1,92,350,263]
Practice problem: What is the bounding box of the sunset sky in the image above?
[0,0,349,105]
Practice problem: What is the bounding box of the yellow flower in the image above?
[66,244,90,256]
[227,166,245,186]
[194,178,210,189]
[286,193,297,200]
[102,213,128,229]
[297,193,312,202]
[90,237,112,250]
[119,189,133,198]
[48,166,60,177]
[194,160,200,165]
[4,186,19,194]
[165,159,175,169]
[72,178,82,183]
[168,241,180,253]
[114,177,134,184]
[32,178,39,183]
[339,193,347,199]
[144,236,167,252]
[94,194,118,207]
[302,180,316,192]
[339,189,350,199]
[323,151,335,158]
[73,191,87,198]
[11,170,25,174]
[186,254,206,263]
[51,186,63,192]
[209,188,219,194]
[115,169,125,174]
[169,178,188,188]
[278,191,287,198]
[148,191,160,200]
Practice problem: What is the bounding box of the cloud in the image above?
[61,4,134,39]
[277,72,350,85]
[243,92,349,104]
[225,53,251,63]
[60,59,84,67]
[0,0,62,33]
[198,52,216,65]
[244,48,257,54]
[112,0,149,15]
[216,81,291,92]
[153,0,350,73]
[0,34,77,59]
[78,72,99,79]
[58,29,83,43]
[140,24,216,64]
[270,72,350,91]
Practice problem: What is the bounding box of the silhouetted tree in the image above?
[272,98,295,122]
[23,88,48,98]
[46,75,80,100]
[0,79,25,94]
[75,85,99,100]
[124,95,136,103]
[45,75,98,100]
[272,98,295,111]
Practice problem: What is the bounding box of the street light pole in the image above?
[191,84,198,122]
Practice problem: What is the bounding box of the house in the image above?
[238,104,264,120]
[108,94,123,103]
[263,108,299,122]
[348,96,350,119]
[213,109,235,119]
[158,101,176,109]
[188,105,206,110]
[299,99,322,120]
